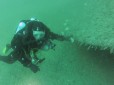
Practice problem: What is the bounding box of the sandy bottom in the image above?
[0,41,114,85]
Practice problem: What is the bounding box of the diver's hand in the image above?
[65,35,75,43]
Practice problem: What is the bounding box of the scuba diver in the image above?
[0,18,74,73]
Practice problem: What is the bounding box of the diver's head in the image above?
[33,30,45,40]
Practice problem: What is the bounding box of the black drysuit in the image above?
[0,20,68,73]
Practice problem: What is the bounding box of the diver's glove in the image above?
[64,35,75,43]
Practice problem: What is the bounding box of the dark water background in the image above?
[0,0,114,85]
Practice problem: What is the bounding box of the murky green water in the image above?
[0,0,114,85]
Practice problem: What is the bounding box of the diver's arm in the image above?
[11,33,24,50]
[38,22,70,41]
[38,21,72,41]
[49,32,71,41]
